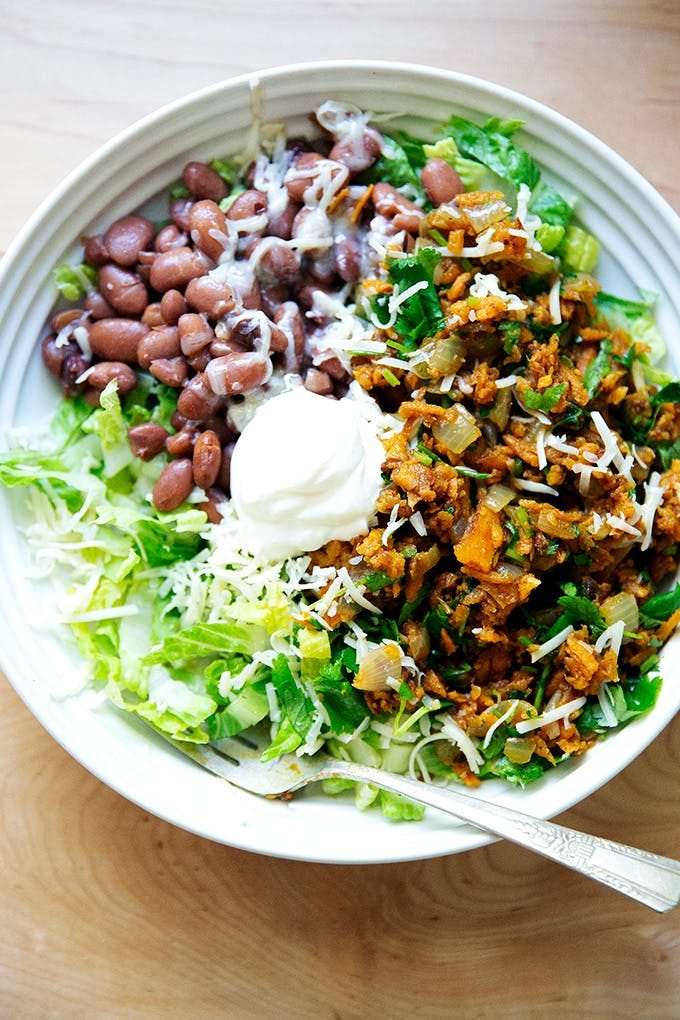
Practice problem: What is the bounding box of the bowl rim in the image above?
[1,59,679,863]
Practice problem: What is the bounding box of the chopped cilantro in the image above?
[522,383,567,413]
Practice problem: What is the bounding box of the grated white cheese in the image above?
[545,433,579,455]
[595,619,625,657]
[468,272,526,312]
[336,566,381,613]
[548,276,562,325]
[597,683,619,727]
[572,462,595,496]
[515,696,587,734]
[439,715,484,774]
[605,513,642,538]
[590,411,632,481]
[265,681,281,723]
[482,701,518,750]
[530,624,574,662]
[461,226,505,259]
[638,471,665,552]
[368,279,429,331]
[495,374,519,389]
[409,510,427,536]
[536,426,548,470]
[590,511,604,535]
[514,477,559,496]
[382,504,407,546]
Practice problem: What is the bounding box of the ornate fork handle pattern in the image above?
[305,760,680,913]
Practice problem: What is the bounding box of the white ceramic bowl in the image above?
[1,61,679,863]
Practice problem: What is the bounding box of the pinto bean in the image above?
[155,224,189,252]
[152,458,194,512]
[259,284,289,319]
[192,429,222,489]
[89,318,148,362]
[160,289,188,325]
[266,198,301,240]
[98,264,149,316]
[183,161,229,203]
[206,351,272,395]
[372,182,424,234]
[185,276,234,319]
[273,301,306,367]
[84,291,116,320]
[334,233,361,282]
[141,302,164,327]
[82,234,110,266]
[420,158,464,206]
[176,372,223,420]
[149,247,212,292]
[304,367,333,395]
[128,422,169,461]
[170,410,188,431]
[87,361,138,395]
[308,250,338,284]
[203,416,236,445]
[137,325,181,369]
[197,488,225,524]
[187,349,212,373]
[51,308,83,333]
[165,426,198,456]
[250,237,301,284]
[329,129,382,174]
[149,356,188,388]
[61,350,91,396]
[169,197,194,232]
[42,334,70,376]
[188,200,229,261]
[210,336,248,358]
[221,309,284,353]
[284,152,347,202]
[104,215,155,267]
[178,313,215,356]
[226,189,268,224]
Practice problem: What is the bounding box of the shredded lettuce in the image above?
[558,224,600,273]
[595,290,666,365]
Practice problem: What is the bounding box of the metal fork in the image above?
[165,729,680,913]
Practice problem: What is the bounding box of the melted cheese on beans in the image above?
[230,386,385,561]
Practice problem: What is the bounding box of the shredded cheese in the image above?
[382,504,407,546]
[516,696,587,733]
[545,433,578,455]
[530,624,574,662]
[439,715,484,774]
[548,276,562,325]
[409,510,427,536]
[597,684,619,727]
[595,619,625,657]
[514,477,559,496]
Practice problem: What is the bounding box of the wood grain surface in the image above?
[0,2,679,1017]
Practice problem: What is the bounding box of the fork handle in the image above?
[319,762,680,913]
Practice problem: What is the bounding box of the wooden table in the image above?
[1,2,678,1016]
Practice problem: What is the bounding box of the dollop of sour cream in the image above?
[230,386,385,561]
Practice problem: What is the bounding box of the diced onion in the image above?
[484,483,516,512]
[503,736,535,764]
[432,406,481,454]
[600,592,639,633]
[352,642,402,691]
